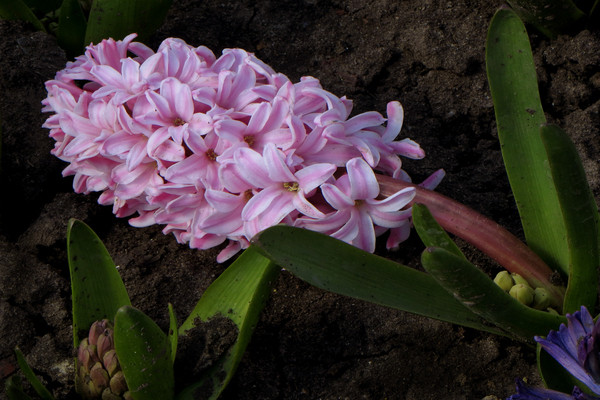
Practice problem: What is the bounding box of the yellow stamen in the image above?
[205,149,217,161]
[172,117,185,126]
[283,182,299,192]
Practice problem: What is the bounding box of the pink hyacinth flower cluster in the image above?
[42,34,439,262]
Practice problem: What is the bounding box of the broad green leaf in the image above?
[537,343,595,395]
[56,0,87,60]
[176,247,280,400]
[168,303,178,365]
[13,348,56,400]
[540,123,599,314]
[421,247,566,342]
[0,0,46,32]
[486,8,570,277]
[21,0,62,16]
[5,375,35,400]
[114,306,174,400]
[67,219,131,347]
[251,225,508,337]
[84,0,173,46]
[506,1,585,38]
[412,203,466,259]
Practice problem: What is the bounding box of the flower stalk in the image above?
[377,174,565,309]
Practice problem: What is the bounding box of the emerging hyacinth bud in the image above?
[510,273,530,287]
[75,320,132,400]
[509,283,534,306]
[531,287,552,311]
[493,271,514,292]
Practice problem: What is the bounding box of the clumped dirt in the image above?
[1,0,600,399]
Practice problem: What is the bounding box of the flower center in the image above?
[283,182,299,192]
[354,199,364,207]
[243,135,255,147]
[245,189,254,201]
[205,148,217,161]
[172,117,185,126]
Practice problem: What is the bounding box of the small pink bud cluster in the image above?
[43,34,441,262]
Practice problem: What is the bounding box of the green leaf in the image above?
[168,303,178,365]
[13,348,56,400]
[505,1,585,39]
[176,247,280,400]
[421,247,566,342]
[5,375,35,400]
[412,203,466,260]
[84,0,173,46]
[21,0,62,16]
[56,0,87,60]
[0,0,46,32]
[114,306,174,400]
[537,343,595,395]
[251,225,507,337]
[67,219,131,347]
[540,123,599,314]
[486,8,570,277]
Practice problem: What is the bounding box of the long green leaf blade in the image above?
[67,219,131,346]
[56,0,87,60]
[13,348,56,400]
[84,0,173,46]
[176,247,280,400]
[251,225,507,337]
[21,0,62,16]
[421,247,566,342]
[5,375,35,400]
[506,1,585,38]
[114,306,174,400]
[540,123,599,314]
[412,203,466,259]
[168,303,178,365]
[486,8,569,277]
[0,0,46,32]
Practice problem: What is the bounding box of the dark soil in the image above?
[2,0,600,399]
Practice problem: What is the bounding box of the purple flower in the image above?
[507,378,598,400]
[508,307,600,400]
[42,34,438,262]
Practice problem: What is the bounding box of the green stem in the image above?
[377,175,565,309]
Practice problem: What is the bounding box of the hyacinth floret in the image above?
[43,33,439,262]
[508,306,600,400]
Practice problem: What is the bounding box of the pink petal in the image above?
[234,147,273,189]
[347,158,379,200]
[321,183,354,210]
[295,163,336,193]
[344,111,385,134]
[353,209,376,252]
[381,101,404,142]
[263,143,296,183]
[242,185,282,221]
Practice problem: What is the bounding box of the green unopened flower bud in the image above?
[531,288,552,310]
[547,307,559,315]
[109,371,128,395]
[97,329,114,361]
[89,362,110,396]
[103,350,119,377]
[76,320,129,399]
[89,320,108,346]
[493,271,514,292]
[509,283,534,306]
[511,273,530,287]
